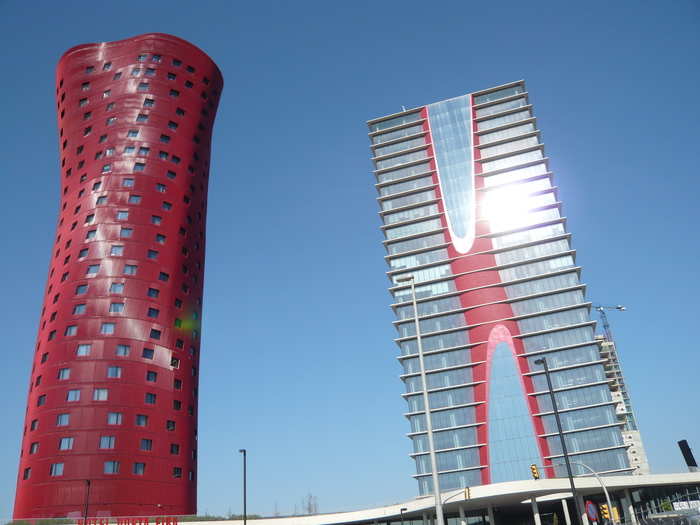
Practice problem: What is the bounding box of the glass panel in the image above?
[480,136,539,159]
[473,85,525,105]
[527,344,600,371]
[393,279,456,303]
[379,175,434,197]
[535,384,612,412]
[482,163,548,187]
[375,149,428,170]
[374,136,426,157]
[504,272,581,300]
[516,307,590,334]
[427,95,475,254]
[370,111,422,132]
[402,348,472,374]
[492,222,566,250]
[397,312,467,338]
[381,189,436,211]
[479,122,536,145]
[475,97,527,118]
[412,427,478,453]
[481,149,543,173]
[419,469,482,495]
[384,203,440,226]
[521,326,595,352]
[499,255,575,283]
[388,248,449,270]
[372,124,424,145]
[488,341,541,483]
[386,232,445,256]
[510,290,585,316]
[552,448,629,476]
[494,239,570,267]
[385,217,442,241]
[477,110,531,131]
[376,162,432,184]
[392,263,452,285]
[400,329,469,355]
[547,426,624,454]
[531,364,605,390]
[395,294,462,320]
[541,405,617,433]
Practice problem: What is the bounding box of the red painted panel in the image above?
[14,33,222,518]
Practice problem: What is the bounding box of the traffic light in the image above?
[530,464,540,480]
[600,504,610,520]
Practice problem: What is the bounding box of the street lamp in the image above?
[395,275,444,525]
[534,357,583,525]
[238,449,247,525]
[400,507,408,525]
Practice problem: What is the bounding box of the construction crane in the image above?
[594,304,626,341]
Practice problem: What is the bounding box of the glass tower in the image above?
[367,81,634,495]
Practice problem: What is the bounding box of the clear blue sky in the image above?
[0,0,698,519]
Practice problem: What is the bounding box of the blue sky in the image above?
[0,0,698,519]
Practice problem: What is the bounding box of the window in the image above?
[107,412,122,425]
[107,366,122,378]
[147,249,158,259]
[128,194,141,204]
[170,443,180,454]
[73,304,86,315]
[106,102,115,111]
[162,201,172,210]
[116,344,130,356]
[174,378,182,390]
[166,420,176,431]
[92,181,101,191]
[66,389,80,402]
[150,329,161,340]
[134,162,145,171]
[47,330,56,341]
[86,264,100,275]
[135,414,148,426]
[147,307,159,318]
[143,98,154,107]
[23,467,31,480]
[37,394,46,406]
[185,80,193,88]
[140,438,153,451]
[133,462,146,475]
[166,170,176,179]
[145,392,156,404]
[96,196,107,205]
[156,183,166,193]
[176,107,185,116]
[109,282,124,293]
[136,113,148,122]
[29,442,39,454]
[50,463,65,476]
[56,413,69,426]
[76,343,91,356]
[99,134,108,143]
[122,178,135,189]
[174,298,182,308]
[137,83,149,92]
[57,368,70,380]
[59,437,74,450]
[85,214,95,224]
[93,388,109,401]
[109,302,124,313]
[173,400,181,410]
[158,272,169,282]
[124,264,137,275]
[120,228,133,238]
[31,418,40,430]
[85,230,96,240]
[146,371,158,382]
[78,248,88,258]
[100,323,115,335]
[168,121,178,130]
[171,357,180,368]
[79,98,88,107]
[151,215,162,225]
[147,287,159,298]
[142,348,154,359]
[64,325,77,336]
[127,129,139,138]
[145,68,155,77]
[132,67,142,76]
[117,210,129,220]
[173,467,182,478]
[170,89,180,97]
[75,284,88,295]
[103,62,112,71]
[99,435,116,449]
[152,54,162,63]
[104,461,120,474]
[106,116,117,126]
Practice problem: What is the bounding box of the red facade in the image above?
[14,33,222,518]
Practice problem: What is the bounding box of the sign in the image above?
[585,500,599,522]
[75,518,179,525]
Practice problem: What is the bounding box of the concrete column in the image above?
[458,504,466,525]
[531,498,542,525]
[561,499,571,525]
[487,505,495,525]
[625,489,638,525]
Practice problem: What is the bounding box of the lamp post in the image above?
[395,275,444,525]
[534,357,583,525]
[400,507,408,525]
[238,449,247,525]
[83,479,91,525]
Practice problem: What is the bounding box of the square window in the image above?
[142,348,154,359]
[64,325,77,336]
[57,368,70,380]
[174,298,182,308]
[101,164,111,173]
[128,195,141,204]
[92,181,101,191]
[140,438,152,451]
[186,65,195,73]
[173,58,182,67]
[76,343,91,356]
[79,98,88,107]
[93,388,109,401]
[120,228,133,238]
[48,330,56,341]
[156,233,166,243]
[56,413,69,426]
[133,462,146,475]
[99,134,108,143]
[134,162,146,172]
[135,414,148,426]
[96,196,107,205]
[162,201,172,210]
[137,83,149,92]
[37,394,46,406]
[132,68,142,76]
[173,400,181,410]
[147,249,158,259]
[106,102,115,111]
[146,371,158,382]
[176,107,185,116]
[160,151,169,160]
[23,467,31,480]
[145,68,155,76]
[170,443,180,454]
[151,215,162,225]
[117,210,129,220]
[106,117,117,126]
[100,435,116,449]
[174,378,182,389]
[160,134,171,143]
[143,98,155,107]
[31,418,40,430]
[116,344,130,356]
[147,287,159,298]
[107,366,122,378]
[127,129,139,138]
[110,282,125,293]
[85,230,96,240]
[137,53,147,62]
[124,264,137,275]
[75,284,88,295]
[152,54,162,63]
[136,113,148,122]
[158,272,169,282]
[109,302,124,313]
[145,392,156,404]
[166,170,176,179]
[169,89,180,97]
[59,437,74,450]
[147,308,159,318]
[110,245,124,256]
[156,183,166,193]
[50,463,65,476]
[173,467,182,478]
[185,80,193,88]
[66,389,80,402]
[104,460,120,474]
[168,121,178,130]
[168,72,177,80]
[103,62,112,71]
[100,323,115,335]
[29,442,39,454]
[86,264,100,275]
[150,329,161,340]
[73,304,86,315]
[107,412,122,425]
[166,420,176,431]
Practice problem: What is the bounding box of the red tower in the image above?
[14,33,222,518]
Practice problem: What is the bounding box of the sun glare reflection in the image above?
[483,185,535,232]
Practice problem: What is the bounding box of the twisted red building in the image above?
[14,33,222,518]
